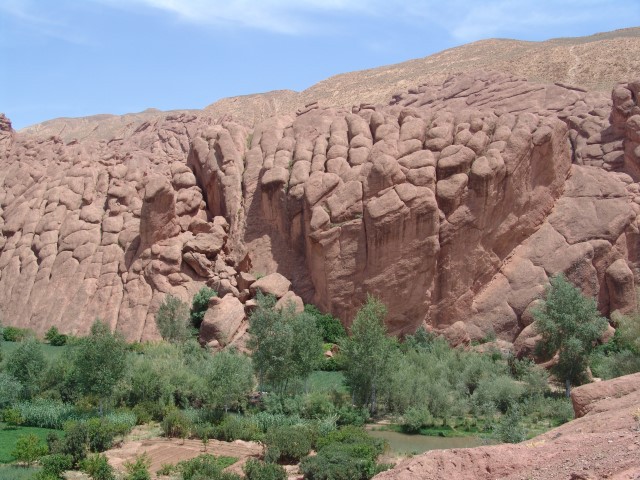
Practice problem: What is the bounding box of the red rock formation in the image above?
[1,73,639,344]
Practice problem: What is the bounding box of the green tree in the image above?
[70,320,128,413]
[190,287,217,328]
[0,372,23,408]
[205,350,254,412]
[156,295,192,343]
[341,296,396,414]
[81,453,116,480]
[248,294,323,394]
[304,304,346,343]
[534,274,608,397]
[11,433,48,467]
[6,338,46,399]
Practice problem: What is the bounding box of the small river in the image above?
[368,429,495,455]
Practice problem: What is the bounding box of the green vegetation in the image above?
[0,425,59,464]
[156,295,192,344]
[0,276,637,480]
[190,287,217,328]
[248,293,323,394]
[534,274,608,397]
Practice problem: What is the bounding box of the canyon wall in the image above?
[1,72,640,347]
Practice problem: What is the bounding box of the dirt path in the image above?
[105,437,263,477]
[567,45,581,85]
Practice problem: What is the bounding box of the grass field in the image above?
[0,464,41,479]
[0,424,61,464]
[1,341,66,364]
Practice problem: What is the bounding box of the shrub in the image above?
[215,415,261,442]
[494,405,526,443]
[190,287,217,329]
[243,459,287,480]
[300,446,377,480]
[81,453,116,480]
[264,425,314,463]
[6,338,46,399]
[161,409,192,439]
[2,407,24,427]
[11,434,48,467]
[86,418,117,452]
[156,295,192,344]
[472,375,524,414]
[0,372,23,408]
[336,406,369,427]
[124,453,151,480]
[315,426,384,459]
[304,305,346,344]
[45,327,67,346]
[2,326,32,342]
[177,454,238,480]
[61,421,89,467]
[400,406,433,433]
[40,453,73,479]
[302,426,386,480]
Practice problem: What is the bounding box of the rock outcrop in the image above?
[374,372,640,480]
[1,69,640,345]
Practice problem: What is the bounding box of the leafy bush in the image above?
[336,406,369,427]
[11,434,48,467]
[243,459,286,480]
[264,425,314,463]
[6,338,46,399]
[40,453,73,479]
[2,326,32,342]
[123,453,151,480]
[0,372,23,408]
[86,418,117,453]
[494,405,526,443]
[400,406,433,433]
[156,295,192,344]
[161,409,192,439]
[215,414,261,442]
[81,453,116,480]
[301,426,386,480]
[472,375,524,414]
[177,454,238,480]
[60,421,89,467]
[251,411,306,433]
[45,327,67,346]
[300,446,378,480]
[190,287,217,329]
[304,305,346,343]
[2,407,24,427]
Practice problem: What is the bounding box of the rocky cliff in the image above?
[2,34,640,345]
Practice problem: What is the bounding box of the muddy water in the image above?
[368,429,494,455]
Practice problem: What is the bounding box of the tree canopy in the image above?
[534,274,608,396]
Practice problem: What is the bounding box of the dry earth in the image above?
[104,437,262,478]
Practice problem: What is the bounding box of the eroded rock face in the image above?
[1,72,640,343]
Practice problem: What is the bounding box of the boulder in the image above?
[275,290,304,313]
[249,273,291,298]
[199,294,246,346]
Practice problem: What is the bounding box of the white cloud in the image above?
[399,0,639,42]
[95,0,384,34]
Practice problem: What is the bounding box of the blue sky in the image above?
[1,0,639,130]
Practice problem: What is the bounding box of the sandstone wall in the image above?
[1,72,640,344]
